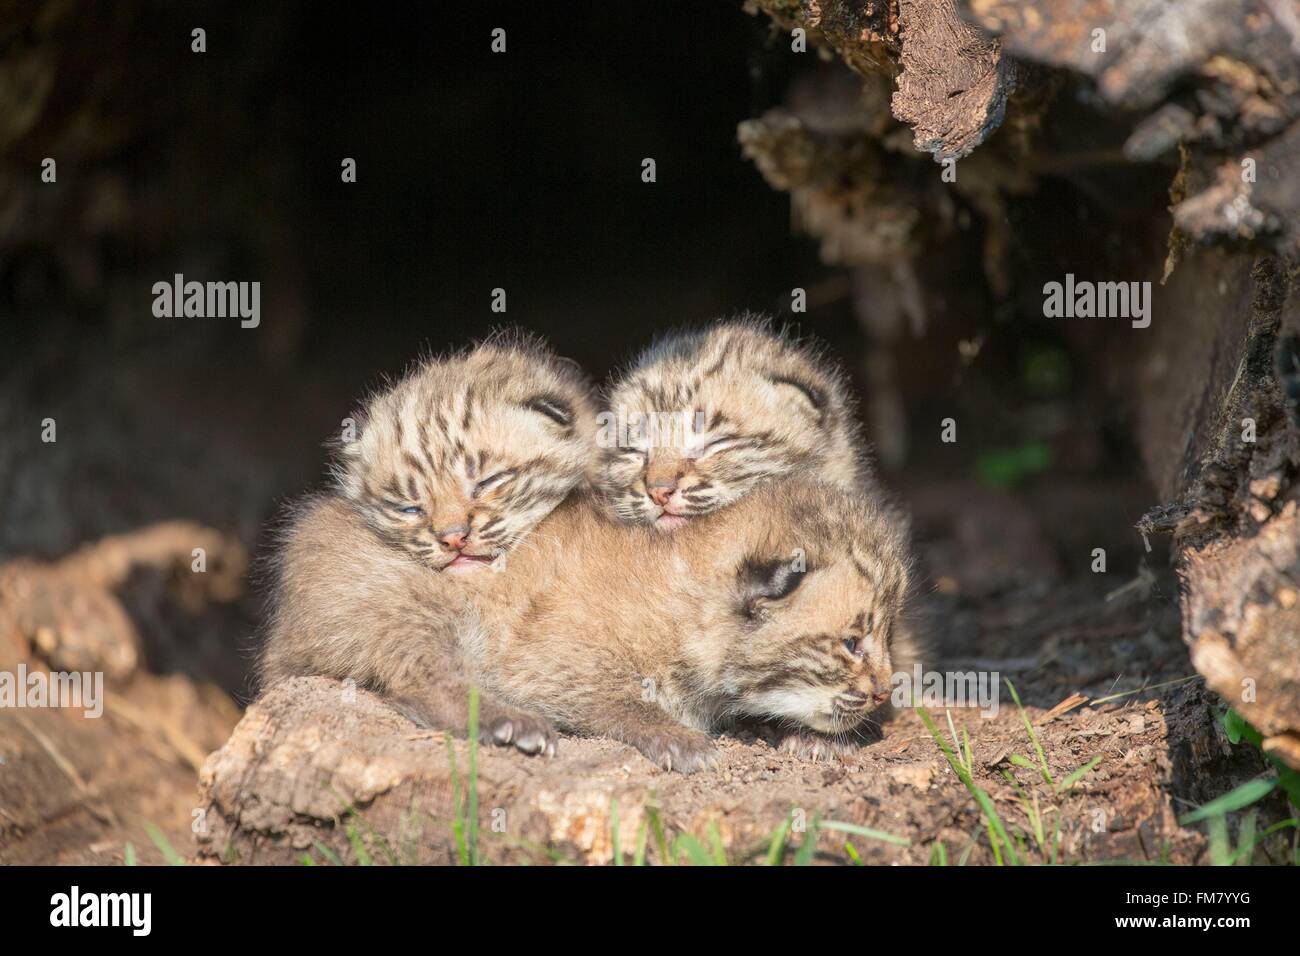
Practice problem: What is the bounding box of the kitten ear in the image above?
[522,394,575,429]
[737,557,807,618]
[766,373,825,424]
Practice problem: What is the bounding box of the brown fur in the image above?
[263,474,916,771]
[593,317,871,530]
[258,333,597,752]
[334,331,597,570]
[471,481,915,770]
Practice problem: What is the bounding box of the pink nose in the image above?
[439,529,467,551]
[648,483,676,507]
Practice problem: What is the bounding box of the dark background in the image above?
[0,0,1162,696]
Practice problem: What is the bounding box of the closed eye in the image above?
[692,436,739,459]
[473,470,515,497]
[393,503,425,517]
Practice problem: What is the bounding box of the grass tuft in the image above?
[144,823,186,866]
[918,705,1020,865]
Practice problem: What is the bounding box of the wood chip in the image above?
[1037,693,1089,725]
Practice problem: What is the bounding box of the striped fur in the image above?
[257,334,598,750]
[594,316,871,530]
[468,479,918,770]
[332,332,597,570]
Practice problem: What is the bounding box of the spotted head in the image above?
[595,318,868,531]
[684,480,915,736]
[333,332,596,573]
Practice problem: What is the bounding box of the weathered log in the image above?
[963,0,1300,253]
[892,0,1017,160]
[745,0,1017,161]
[0,523,246,862]
[195,670,1258,865]
[742,0,1300,766]
[1138,254,1300,768]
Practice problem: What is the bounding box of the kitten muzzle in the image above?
[654,511,691,532]
[443,552,497,574]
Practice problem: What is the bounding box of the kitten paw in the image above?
[633,728,719,774]
[778,731,859,762]
[480,707,559,757]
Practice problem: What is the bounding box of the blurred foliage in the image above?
[975,441,1052,487]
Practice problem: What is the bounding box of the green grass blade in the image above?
[300,853,315,866]
[1222,708,1260,746]
[444,731,470,866]
[765,816,790,866]
[1004,679,1052,786]
[1057,755,1102,793]
[819,820,910,846]
[1179,776,1278,825]
[1028,793,1045,851]
[918,706,1019,865]
[610,798,622,866]
[327,786,401,866]
[946,710,963,771]
[793,816,820,866]
[1207,815,1230,866]
[1227,818,1298,865]
[674,833,714,866]
[646,797,670,866]
[707,821,727,865]
[346,823,373,866]
[467,687,480,866]
[1234,809,1257,866]
[312,840,344,866]
[844,841,862,865]
[144,823,186,866]
[123,843,136,867]
[632,819,649,867]
[986,820,1004,866]
[957,832,977,866]
[929,841,948,866]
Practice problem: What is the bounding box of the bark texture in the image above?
[196,674,1239,865]
[1137,255,1300,768]
[743,0,1300,767]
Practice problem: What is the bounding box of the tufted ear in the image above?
[522,394,575,429]
[737,556,807,619]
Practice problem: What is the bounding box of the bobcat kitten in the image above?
[593,318,869,530]
[265,479,914,770]
[469,480,915,771]
[331,334,596,573]
[258,334,596,753]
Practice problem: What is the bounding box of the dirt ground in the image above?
[0,673,238,865]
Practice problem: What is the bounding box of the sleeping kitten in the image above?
[264,475,915,771]
[593,317,870,530]
[470,479,916,770]
[332,333,596,572]
[258,333,597,753]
